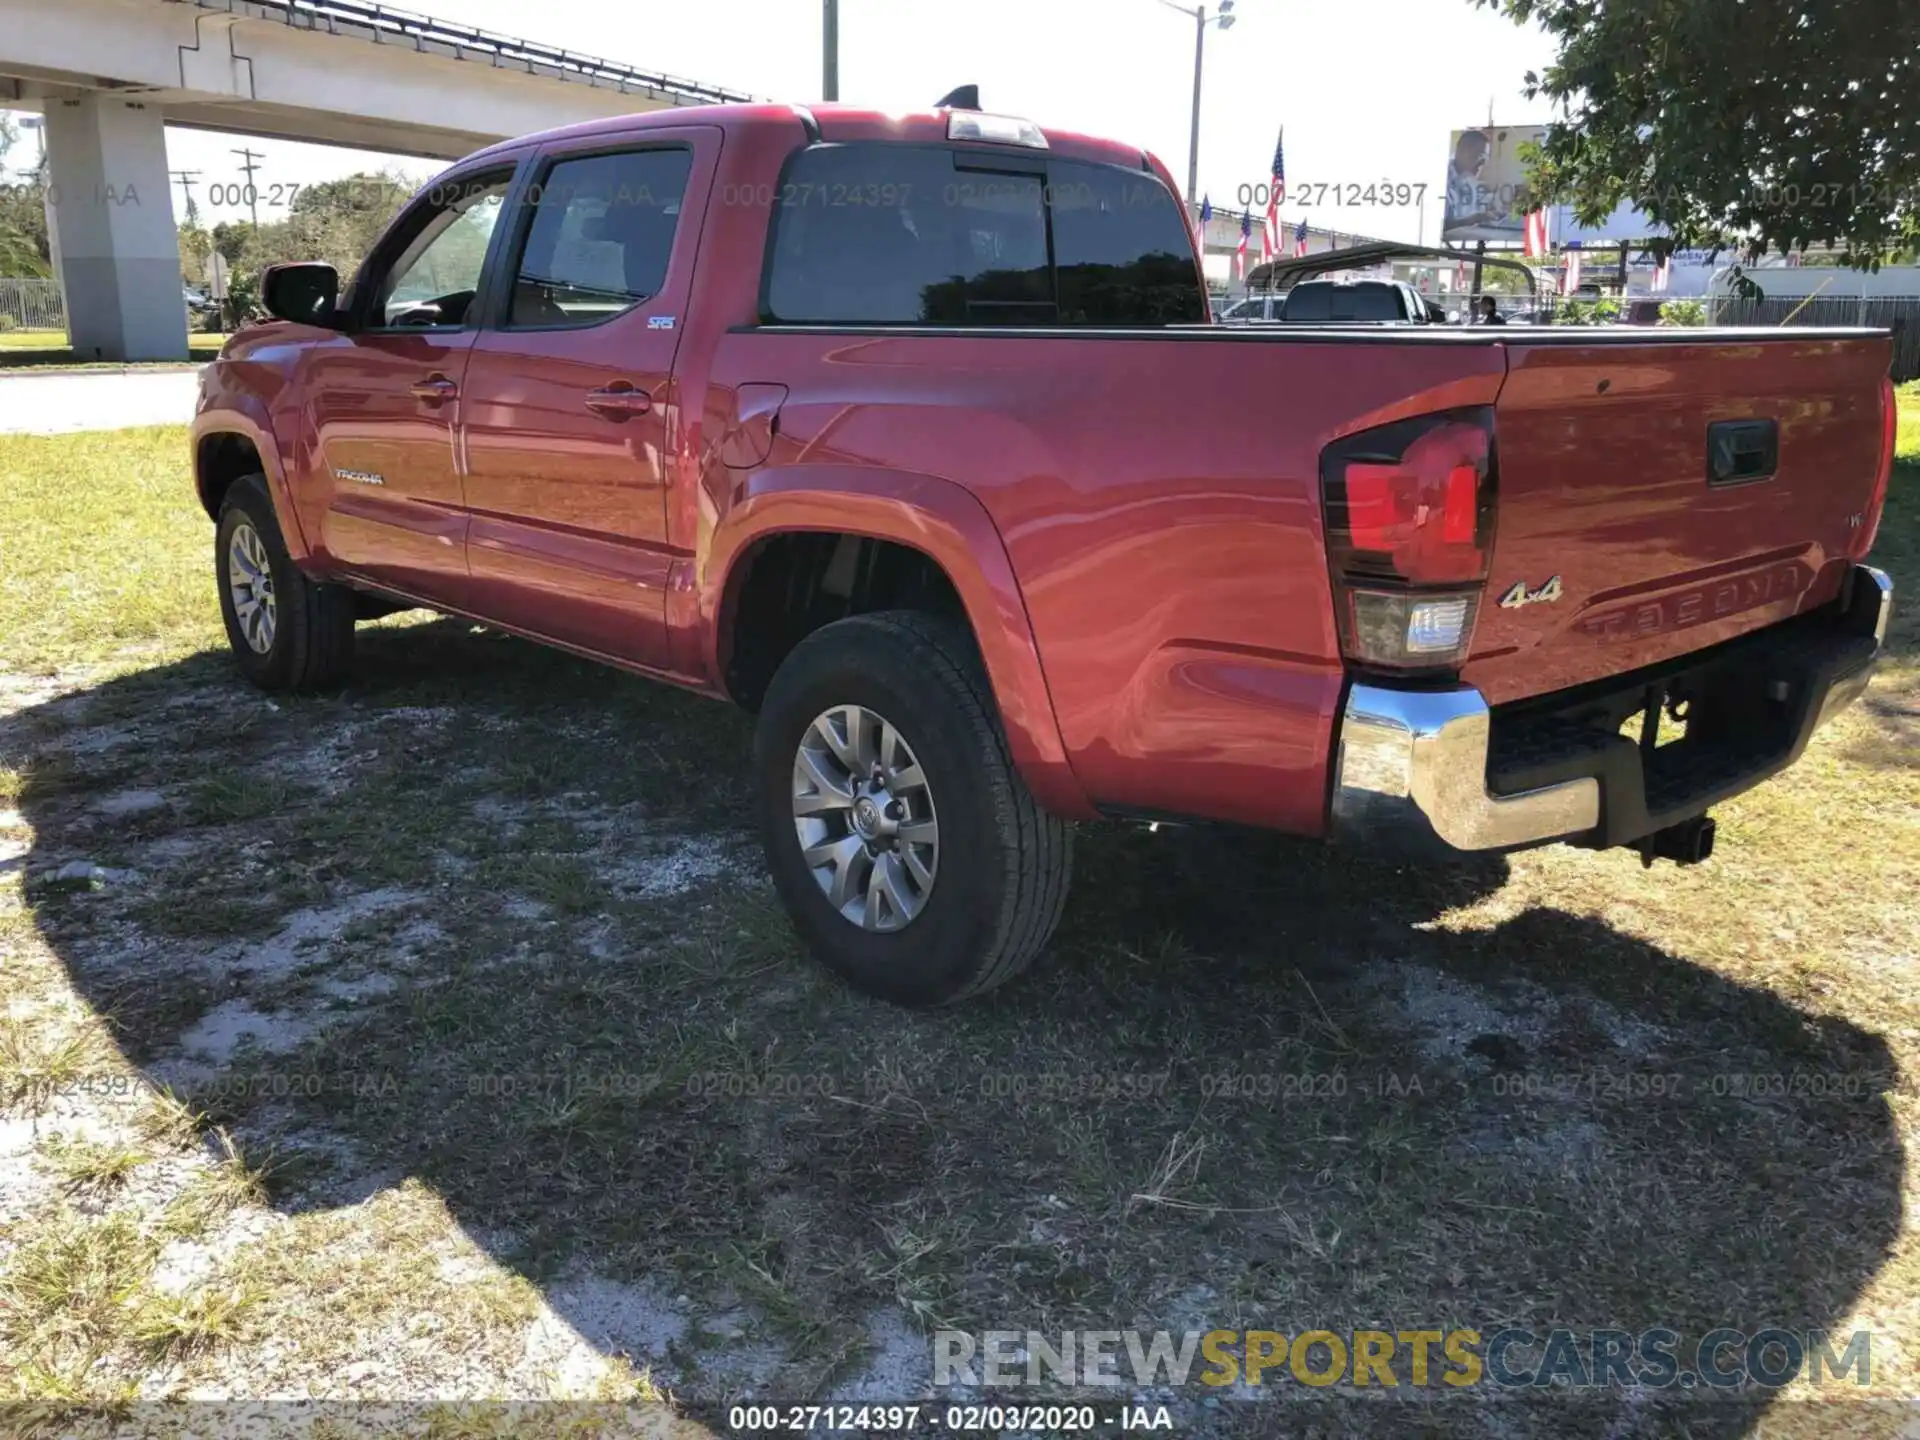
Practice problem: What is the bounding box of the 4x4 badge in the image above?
[1499,575,1563,609]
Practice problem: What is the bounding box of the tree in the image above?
[0,115,52,279]
[0,184,51,279]
[1478,0,1920,266]
[204,171,415,320]
[178,223,213,286]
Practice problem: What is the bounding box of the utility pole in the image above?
[169,169,202,228]
[822,0,839,101]
[230,146,263,228]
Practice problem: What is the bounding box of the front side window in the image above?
[507,148,693,328]
[762,143,1203,327]
[373,173,512,328]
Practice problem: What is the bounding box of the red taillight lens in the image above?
[1324,414,1493,584]
[1321,407,1496,671]
[1856,375,1895,559]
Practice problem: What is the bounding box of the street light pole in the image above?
[1157,0,1235,208]
[1187,8,1205,208]
[823,0,839,101]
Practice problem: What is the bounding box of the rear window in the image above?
[1283,281,1406,322]
[762,143,1203,327]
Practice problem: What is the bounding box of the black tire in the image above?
[215,474,356,692]
[754,610,1073,1006]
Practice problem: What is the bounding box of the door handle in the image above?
[585,383,652,418]
[411,375,459,404]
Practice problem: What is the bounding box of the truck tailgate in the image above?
[1465,333,1891,706]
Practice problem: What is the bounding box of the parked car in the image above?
[191,101,1897,1006]
[1279,277,1433,322]
[1218,293,1286,323]
[183,285,218,317]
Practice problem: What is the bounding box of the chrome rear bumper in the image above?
[1331,565,1892,856]
[1331,686,1601,853]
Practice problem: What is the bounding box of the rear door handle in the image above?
[411,375,459,404]
[585,383,652,418]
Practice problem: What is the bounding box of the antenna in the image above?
[934,85,981,111]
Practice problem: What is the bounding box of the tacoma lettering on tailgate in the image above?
[1573,562,1811,642]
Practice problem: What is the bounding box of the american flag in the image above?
[1293,215,1309,258]
[1265,127,1286,247]
[1236,207,1252,279]
[1561,243,1582,296]
[1195,193,1213,245]
[1523,208,1550,259]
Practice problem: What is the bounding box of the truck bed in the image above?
[722,322,1891,830]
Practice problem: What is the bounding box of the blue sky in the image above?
[8,0,1558,244]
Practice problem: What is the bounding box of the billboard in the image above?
[1443,126,1658,246]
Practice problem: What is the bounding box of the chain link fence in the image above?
[0,277,66,333]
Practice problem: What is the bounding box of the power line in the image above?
[230,147,264,227]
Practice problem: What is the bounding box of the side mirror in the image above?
[260,262,343,328]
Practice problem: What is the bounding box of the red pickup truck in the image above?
[191,101,1896,1007]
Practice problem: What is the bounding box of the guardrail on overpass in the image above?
[177,0,757,107]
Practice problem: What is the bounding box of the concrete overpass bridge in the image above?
[0,0,754,359]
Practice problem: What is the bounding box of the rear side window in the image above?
[507,148,692,328]
[764,145,1049,325]
[1281,285,1322,322]
[762,143,1202,327]
[1048,160,1205,324]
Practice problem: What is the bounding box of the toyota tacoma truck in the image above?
[191,101,1897,1007]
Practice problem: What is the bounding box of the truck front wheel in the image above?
[753,611,1072,1006]
[215,474,356,692]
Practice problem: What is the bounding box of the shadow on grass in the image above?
[5,616,1905,1437]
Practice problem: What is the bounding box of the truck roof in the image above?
[462,102,1156,173]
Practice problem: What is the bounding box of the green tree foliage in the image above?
[178,223,213,286]
[0,117,52,279]
[1556,296,1622,326]
[1479,0,1920,266]
[210,170,415,317]
[1658,298,1708,326]
[0,188,50,278]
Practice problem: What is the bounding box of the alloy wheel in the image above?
[227,521,277,654]
[790,704,940,931]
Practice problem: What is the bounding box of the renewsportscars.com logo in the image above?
[933,1328,1872,1391]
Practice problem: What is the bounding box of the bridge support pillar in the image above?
[43,95,187,362]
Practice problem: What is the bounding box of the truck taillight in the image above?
[1320,407,1496,671]
[1856,375,1895,559]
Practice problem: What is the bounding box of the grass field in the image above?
[0,407,1916,1436]
[0,330,225,371]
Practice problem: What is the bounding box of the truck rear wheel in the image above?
[215,474,356,693]
[754,610,1072,1006]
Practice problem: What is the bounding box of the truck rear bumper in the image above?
[1330,565,1892,857]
